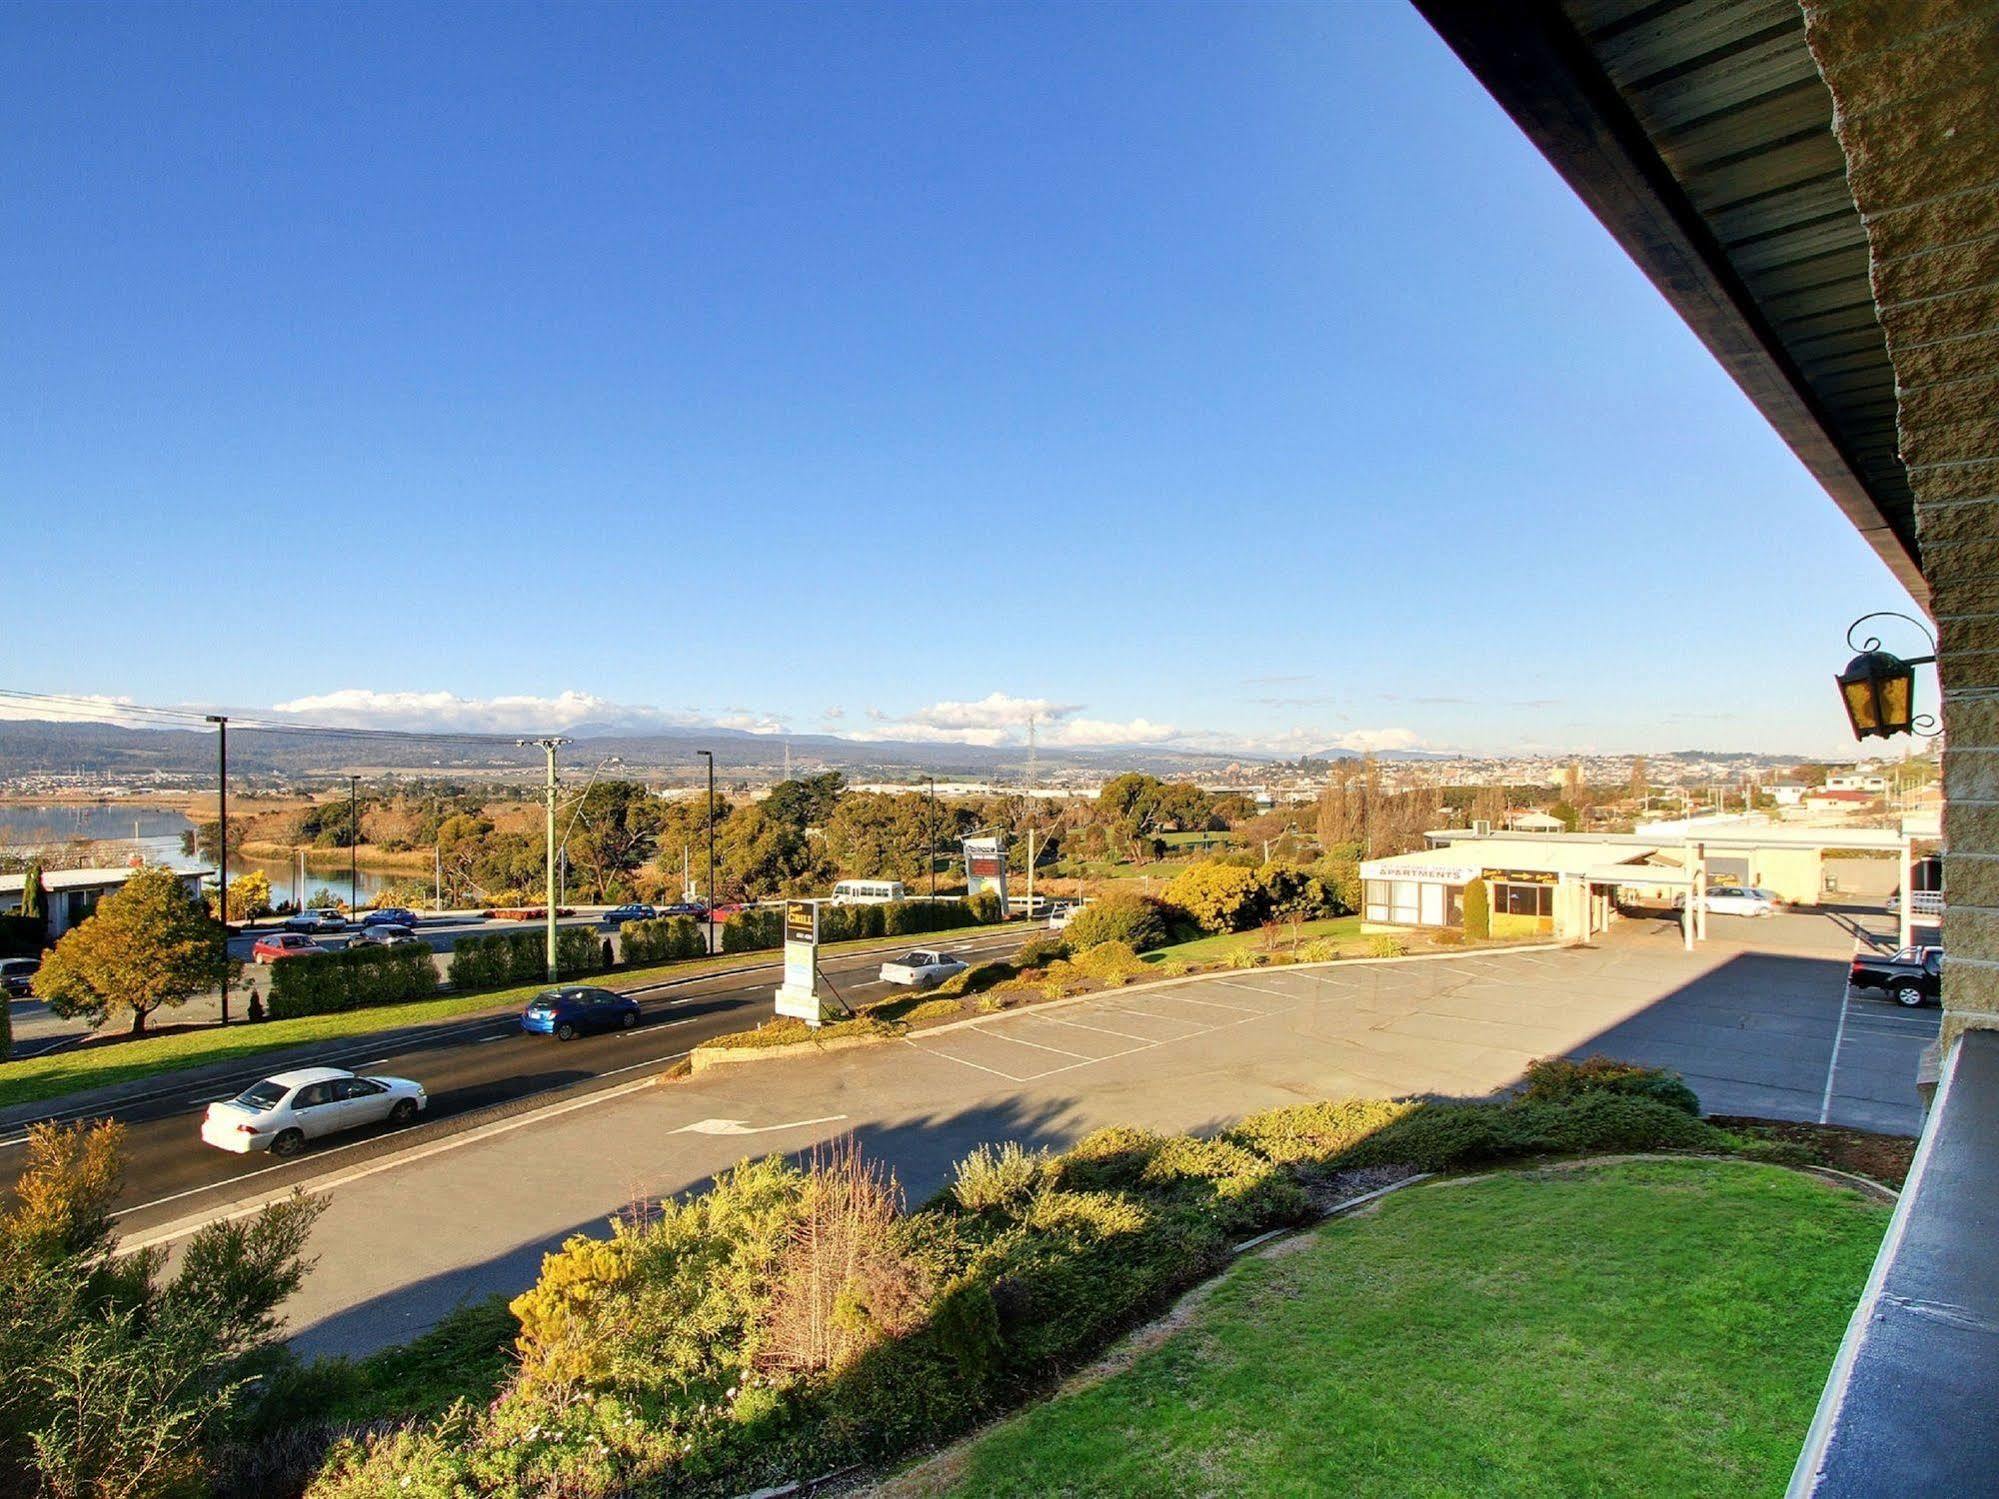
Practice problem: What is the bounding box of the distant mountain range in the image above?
[0,718,1255,783]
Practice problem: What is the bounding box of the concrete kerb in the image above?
[0,928,1023,1132]
[691,940,1575,1071]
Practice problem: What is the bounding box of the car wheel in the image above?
[271,1129,305,1158]
[1894,984,1926,1009]
[390,1098,419,1125]
[620,1010,638,1029]
[555,1022,576,1041]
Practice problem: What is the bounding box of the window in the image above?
[1496,883,1552,918]
[1365,880,1391,923]
[295,1083,334,1109]
[335,1078,385,1100]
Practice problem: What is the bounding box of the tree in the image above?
[563,780,663,900]
[1162,862,1266,933]
[0,1120,324,1496]
[18,859,46,927]
[762,772,846,831]
[1627,757,1649,799]
[213,869,272,923]
[1462,878,1490,940]
[35,868,231,1035]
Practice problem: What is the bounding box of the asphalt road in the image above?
[5,926,1032,1234]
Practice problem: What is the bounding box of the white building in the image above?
[0,866,210,939]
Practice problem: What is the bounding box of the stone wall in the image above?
[1804,0,1999,1046]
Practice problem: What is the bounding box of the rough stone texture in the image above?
[1805,0,1999,1049]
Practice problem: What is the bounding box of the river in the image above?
[0,802,411,906]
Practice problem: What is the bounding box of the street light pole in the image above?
[206,715,231,1026]
[698,750,716,953]
[348,776,360,914]
[518,738,571,983]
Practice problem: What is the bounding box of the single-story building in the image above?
[0,865,210,941]
[1507,811,1567,834]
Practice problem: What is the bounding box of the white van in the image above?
[831,879,906,904]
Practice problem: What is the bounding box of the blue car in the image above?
[604,903,656,924]
[363,907,419,928]
[521,986,642,1041]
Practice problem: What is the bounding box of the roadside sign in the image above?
[963,834,1009,907]
[774,899,827,1025]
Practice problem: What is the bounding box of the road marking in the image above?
[1032,1014,1157,1043]
[474,1034,509,1044]
[900,1039,1026,1081]
[962,1027,1090,1059]
[1820,986,1855,1125]
[672,1114,847,1137]
[1175,986,1279,1012]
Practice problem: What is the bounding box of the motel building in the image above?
[0,865,209,940]
[1360,822,1934,952]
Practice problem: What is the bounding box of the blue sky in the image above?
[2,1,1917,758]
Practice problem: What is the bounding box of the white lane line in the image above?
[1162,989,1271,1014]
[1820,986,1855,1125]
[1210,978,1307,1001]
[901,1040,1025,1081]
[963,1027,1090,1059]
[601,1049,691,1078]
[0,1136,28,1150]
[474,1034,509,1044]
[1033,1014,1158,1043]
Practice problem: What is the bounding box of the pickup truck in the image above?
[1847,945,1942,1007]
[878,950,969,988]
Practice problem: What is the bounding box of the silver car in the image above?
[354,923,425,948]
[200,1065,426,1157]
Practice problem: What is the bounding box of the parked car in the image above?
[661,901,708,919]
[252,933,326,963]
[707,902,748,921]
[283,907,347,933]
[878,950,969,987]
[1848,944,1943,1007]
[1675,885,1780,918]
[353,923,423,948]
[604,903,657,924]
[200,1065,425,1156]
[1047,902,1083,931]
[0,957,40,998]
[521,986,642,1040]
[362,907,419,929]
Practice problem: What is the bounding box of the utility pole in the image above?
[926,776,937,901]
[348,776,360,913]
[434,841,443,911]
[205,714,233,1026]
[518,738,570,983]
[1026,824,1035,920]
[698,749,716,954]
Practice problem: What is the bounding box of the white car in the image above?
[200,1066,426,1157]
[878,949,969,987]
[1678,885,1781,918]
[1047,903,1083,931]
[284,907,348,933]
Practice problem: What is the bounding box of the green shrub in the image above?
[1431,928,1466,946]
[267,944,437,1019]
[950,1142,1049,1213]
[1229,1097,1419,1166]
[1061,894,1168,953]
[1462,878,1490,940]
[721,907,783,953]
[1071,941,1149,986]
[1520,1055,1702,1117]
[1160,863,1266,933]
[1014,933,1069,967]
[1297,937,1342,962]
[1739,1138,1819,1169]
[617,916,706,966]
[1224,947,1263,970]
[966,890,1003,925]
[1363,935,1405,958]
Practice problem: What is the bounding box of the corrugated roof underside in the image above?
[1562,0,1914,541]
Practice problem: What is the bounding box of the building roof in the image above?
[1415,0,1922,603]
[0,865,209,895]
[1365,838,1664,880]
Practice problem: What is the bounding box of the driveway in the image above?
[129,909,1931,1359]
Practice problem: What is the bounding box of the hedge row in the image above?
[721,895,1003,955]
[449,927,609,990]
[0,915,44,959]
[303,1065,1722,1499]
[617,916,707,966]
[267,945,439,1020]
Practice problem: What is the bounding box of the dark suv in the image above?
[1847,945,1942,1008]
[1,957,39,998]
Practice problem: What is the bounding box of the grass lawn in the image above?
[1145,915,1363,965]
[929,1160,1885,1498]
[0,920,1010,1114]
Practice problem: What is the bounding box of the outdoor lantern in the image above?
[1836,613,1937,740]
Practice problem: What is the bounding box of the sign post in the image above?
[774,899,832,1026]
[963,834,1009,911]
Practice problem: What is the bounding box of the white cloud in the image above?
[1049,716,1181,747]
[0,693,151,726]
[846,692,1181,749]
[1176,724,1433,756]
[902,692,1085,732]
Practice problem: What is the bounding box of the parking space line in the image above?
[963,1027,1091,1059]
[1160,989,1271,1014]
[1819,986,1854,1124]
[900,1039,1027,1082]
[1210,978,1308,1002]
[1034,1014,1159,1043]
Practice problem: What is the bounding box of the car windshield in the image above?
[233,1081,289,1111]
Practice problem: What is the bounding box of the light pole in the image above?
[697,750,716,953]
[925,776,937,901]
[206,714,234,1026]
[348,776,360,914]
[518,738,571,983]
